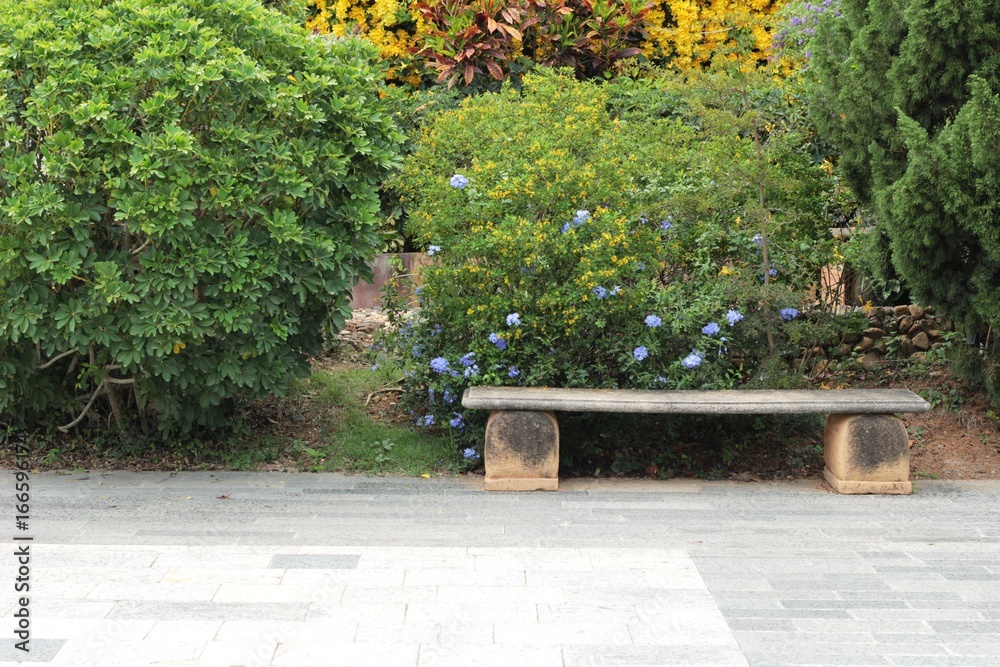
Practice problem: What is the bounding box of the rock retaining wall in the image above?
[334,305,954,369]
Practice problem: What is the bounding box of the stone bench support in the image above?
[462,388,930,494]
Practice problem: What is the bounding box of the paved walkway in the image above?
[3,472,1000,666]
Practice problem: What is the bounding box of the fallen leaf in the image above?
[420,473,431,479]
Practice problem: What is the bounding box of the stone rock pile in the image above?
[817,304,954,370]
[336,308,389,351]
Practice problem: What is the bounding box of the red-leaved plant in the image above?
[414,0,653,88]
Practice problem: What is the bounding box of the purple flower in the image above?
[426,245,441,256]
[463,364,479,378]
[370,363,380,372]
[443,390,455,404]
[780,308,799,321]
[451,414,466,429]
[417,414,435,427]
[633,346,648,361]
[506,312,521,326]
[429,357,449,374]
[592,286,608,300]
[682,352,702,369]
[561,222,572,234]
[508,366,520,378]
[460,352,476,367]
[462,446,480,460]
[752,234,763,245]
[702,322,721,336]
[574,209,590,225]
[610,285,621,296]
[645,314,662,328]
[449,174,468,189]
[726,309,744,326]
[496,338,507,351]
[660,217,673,231]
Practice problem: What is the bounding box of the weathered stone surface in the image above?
[894,305,911,317]
[897,316,913,333]
[823,414,911,495]
[907,321,924,335]
[862,327,886,339]
[874,340,887,355]
[842,332,863,345]
[859,352,882,369]
[908,304,924,319]
[912,331,931,351]
[463,387,930,415]
[911,351,927,362]
[898,337,913,357]
[855,337,875,352]
[484,410,559,492]
[927,329,941,339]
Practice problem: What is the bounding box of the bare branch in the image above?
[131,237,152,255]
[58,381,107,433]
[37,349,77,371]
[104,377,136,385]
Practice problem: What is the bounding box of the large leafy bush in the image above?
[0,0,403,432]
[378,70,837,445]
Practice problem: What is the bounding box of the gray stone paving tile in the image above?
[561,645,750,666]
[105,600,309,621]
[930,621,1000,633]
[417,644,562,667]
[0,639,66,662]
[269,554,360,569]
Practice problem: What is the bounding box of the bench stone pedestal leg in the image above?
[823,413,912,494]
[484,410,559,491]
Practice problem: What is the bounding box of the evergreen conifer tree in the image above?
[808,0,1000,334]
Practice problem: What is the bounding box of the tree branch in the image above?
[58,381,107,433]
[37,349,77,370]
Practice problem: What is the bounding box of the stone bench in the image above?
[460,387,931,494]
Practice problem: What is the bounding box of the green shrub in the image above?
[377,70,839,448]
[0,0,403,433]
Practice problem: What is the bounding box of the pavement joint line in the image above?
[9,473,1000,666]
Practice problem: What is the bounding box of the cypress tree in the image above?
[808,0,1000,334]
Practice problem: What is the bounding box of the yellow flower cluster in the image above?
[646,0,784,70]
[307,0,426,84]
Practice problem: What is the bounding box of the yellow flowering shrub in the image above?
[646,0,784,70]
[307,0,427,84]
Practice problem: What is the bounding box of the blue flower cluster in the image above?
[450,174,468,189]
[488,332,507,350]
[427,245,441,256]
[451,414,466,429]
[462,447,480,460]
[780,308,799,321]
[416,414,435,427]
[726,309,743,326]
[429,357,450,374]
[682,351,703,369]
[506,312,521,326]
[561,209,590,233]
[702,322,721,336]
[633,346,648,361]
[645,314,662,328]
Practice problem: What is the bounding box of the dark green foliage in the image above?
[808,0,1000,335]
[0,0,403,433]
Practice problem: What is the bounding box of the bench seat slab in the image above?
[823,413,912,494]
[484,410,559,491]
